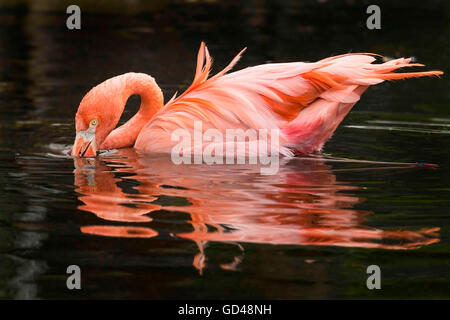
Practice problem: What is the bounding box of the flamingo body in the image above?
[72,43,442,158]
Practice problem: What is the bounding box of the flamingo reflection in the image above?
[73,149,439,273]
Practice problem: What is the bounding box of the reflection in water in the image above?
[73,149,439,273]
[7,254,48,300]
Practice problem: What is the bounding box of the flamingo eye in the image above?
[90,119,98,127]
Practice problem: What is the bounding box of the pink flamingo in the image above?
[72,42,442,157]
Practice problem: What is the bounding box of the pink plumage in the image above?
[72,42,443,158]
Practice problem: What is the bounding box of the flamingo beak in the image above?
[72,130,97,157]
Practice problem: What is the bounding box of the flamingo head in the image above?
[71,80,124,157]
[72,116,99,157]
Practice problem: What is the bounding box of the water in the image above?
[0,0,449,299]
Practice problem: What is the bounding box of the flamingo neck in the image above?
[100,73,164,150]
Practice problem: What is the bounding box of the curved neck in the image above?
[100,73,164,150]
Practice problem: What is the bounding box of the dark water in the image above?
[0,0,449,299]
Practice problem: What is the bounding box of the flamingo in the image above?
[71,42,443,158]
